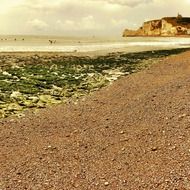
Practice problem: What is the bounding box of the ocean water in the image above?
[0,36,190,53]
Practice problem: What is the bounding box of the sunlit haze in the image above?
[0,0,189,36]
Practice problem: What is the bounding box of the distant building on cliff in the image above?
[123,14,190,37]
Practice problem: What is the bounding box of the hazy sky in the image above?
[0,0,190,36]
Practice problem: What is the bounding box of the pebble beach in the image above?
[0,47,190,189]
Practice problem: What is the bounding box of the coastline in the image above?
[0,45,189,57]
[0,36,190,55]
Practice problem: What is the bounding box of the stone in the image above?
[2,71,12,76]
[7,103,23,111]
[151,147,158,151]
[10,91,23,100]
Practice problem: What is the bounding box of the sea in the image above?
[0,35,190,53]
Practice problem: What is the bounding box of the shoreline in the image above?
[0,45,189,57]
[0,36,190,56]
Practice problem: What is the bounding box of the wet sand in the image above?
[1,50,190,189]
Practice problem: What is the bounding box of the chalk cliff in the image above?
[123,14,190,37]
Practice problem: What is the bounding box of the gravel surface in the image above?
[1,51,190,189]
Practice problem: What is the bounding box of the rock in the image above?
[10,91,23,100]
[39,95,53,103]
[104,182,109,186]
[22,100,35,108]
[28,96,39,103]
[6,103,23,111]
[37,95,61,107]
[36,101,46,108]
[2,71,12,76]
[0,110,5,118]
[52,85,62,91]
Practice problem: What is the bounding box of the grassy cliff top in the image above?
[143,17,190,28]
[162,17,190,27]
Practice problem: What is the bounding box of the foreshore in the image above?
[0,48,189,118]
[1,48,190,189]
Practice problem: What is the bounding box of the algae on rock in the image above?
[0,48,189,118]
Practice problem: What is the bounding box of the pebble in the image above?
[169,146,176,150]
[179,113,187,118]
[104,182,109,186]
[151,147,158,151]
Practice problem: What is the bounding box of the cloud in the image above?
[17,0,153,11]
[21,0,63,11]
[0,0,189,36]
[56,15,103,31]
[92,0,154,7]
[27,19,48,31]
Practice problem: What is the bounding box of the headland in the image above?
[123,14,190,37]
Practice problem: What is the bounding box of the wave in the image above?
[0,38,189,52]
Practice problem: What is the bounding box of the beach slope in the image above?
[1,51,190,189]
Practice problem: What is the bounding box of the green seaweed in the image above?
[0,47,189,118]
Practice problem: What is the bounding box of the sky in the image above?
[0,0,190,36]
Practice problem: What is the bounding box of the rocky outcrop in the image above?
[123,14,190,37]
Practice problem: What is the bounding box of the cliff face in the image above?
[123,16,190,37]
